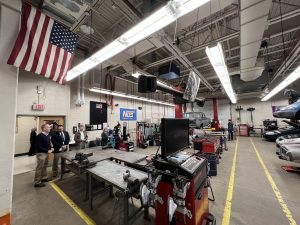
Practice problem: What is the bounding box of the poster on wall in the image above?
[120,108,137,121]
[90,102,107,129]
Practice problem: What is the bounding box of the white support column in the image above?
[0,0,21,222]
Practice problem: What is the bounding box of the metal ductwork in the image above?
[160,34,214,91]
[240,0,272,82]
[121,60,205,103]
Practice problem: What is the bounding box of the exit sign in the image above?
[32,103,45,111]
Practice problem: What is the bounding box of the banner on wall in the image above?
[120,108,137,121]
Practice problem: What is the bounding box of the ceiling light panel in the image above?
[206,42,236,103]
[89,88,175,107]
[66,0,210,81]
[262,65,300,101]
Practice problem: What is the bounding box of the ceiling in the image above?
[27,0,300,101]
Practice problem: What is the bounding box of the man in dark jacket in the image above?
[28,128,37,156]
[34,124,53,187]
[51,125,70,178]
[228,119,234,141]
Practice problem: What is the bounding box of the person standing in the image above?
[228,119,234,141]
[34,124,53,187]
[51,125,70,178]
[28,128,37,156]
[101,127,109,146]
[74,124,88,149]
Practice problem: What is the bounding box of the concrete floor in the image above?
[12,138,300,225]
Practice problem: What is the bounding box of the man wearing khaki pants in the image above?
[34,124,53,187]
[51,125,70,178]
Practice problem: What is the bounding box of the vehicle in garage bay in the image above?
[276,133,300,146]
[183,112,211,128]
[263,126,300,142]
[277,144,300,162]
[273,102,300,119]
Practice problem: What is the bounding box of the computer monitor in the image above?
[160,118,189,159]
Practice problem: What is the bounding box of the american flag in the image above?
[7,3,78,84]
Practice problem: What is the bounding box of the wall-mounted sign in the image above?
[32,103,45,111]
[120,108,137,121]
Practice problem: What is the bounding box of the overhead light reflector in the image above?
[205,42,236,103]
[66,0,210,81]
[262,65,300,101]
[89,87,175,107]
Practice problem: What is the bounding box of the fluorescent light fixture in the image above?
[131,71,172,89]
[89,87,175,107]
[66,0,210,81]
[205,42,236,104]
[262,65,300,101]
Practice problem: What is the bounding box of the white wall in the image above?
[187,99,231,126]
[68,84,174,141]
[0,0,21,219]
[16,72,175,143]
[232,98,289,127]
[17,71,70,116]
[191,97,292,128]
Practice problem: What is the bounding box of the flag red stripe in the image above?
[7,4,31,65]
[56,51,68,83]
[30,16,50,73]
[40,43,52,76]
[19,8,41,69]
[62,54,74,85]
[49,47,61,80]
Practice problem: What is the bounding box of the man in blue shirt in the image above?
[34,124,53,187]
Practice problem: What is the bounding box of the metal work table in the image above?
[60,148,146,179]
[87,160,149,225]
[60,147,147,201]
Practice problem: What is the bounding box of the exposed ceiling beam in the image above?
[160,35,214,91]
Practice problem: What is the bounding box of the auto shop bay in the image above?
[1,1,300,225]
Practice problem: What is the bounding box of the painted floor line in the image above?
[221,137,239,225]
[49,181,96,225]
[250,138,297,225]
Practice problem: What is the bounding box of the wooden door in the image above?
[15,116,37,155]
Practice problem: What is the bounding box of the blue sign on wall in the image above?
[120,108,137,121]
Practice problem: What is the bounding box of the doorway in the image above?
[15,116,38,155]
[38,116,65,132]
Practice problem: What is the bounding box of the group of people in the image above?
[30,123,110,187]
[31,123,70,187]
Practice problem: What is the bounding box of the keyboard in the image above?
[181,157,202,174]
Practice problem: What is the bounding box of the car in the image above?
[277,137,300,146]
[278,144,300,162]
[273,102,300,119]
[263,126,300,142]
[183,112,211,128]
[276,133,300,144]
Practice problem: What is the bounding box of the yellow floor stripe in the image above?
[49,181,96,225]
[221,137,239,225]
[250,138,297,225]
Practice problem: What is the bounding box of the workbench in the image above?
[60,147,147,200]
[87,160,149,225]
